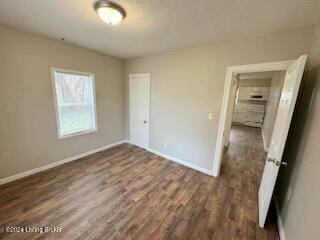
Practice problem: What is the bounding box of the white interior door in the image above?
[129,74,150,149]
[258,55,307,227]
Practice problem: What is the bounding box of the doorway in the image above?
[224,71,286,151]
[212,55,307,227]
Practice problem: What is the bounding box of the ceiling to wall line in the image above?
[0,0,319,59]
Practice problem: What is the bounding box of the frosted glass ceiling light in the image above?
[94,1,126,25]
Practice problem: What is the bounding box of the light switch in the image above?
[208,113,214,120]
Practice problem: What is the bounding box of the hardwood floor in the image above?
[0,125,278,240]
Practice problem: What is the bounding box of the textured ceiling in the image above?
[0,0,319,59]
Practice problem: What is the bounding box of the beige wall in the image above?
[125,26,314,170]
[262,72,285,149]
[1,20,320,240]
[309,24,320,67]
[0,26,125,179]
[276,23,320,240]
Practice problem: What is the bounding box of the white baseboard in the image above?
[0,140,127,185]
[274,198,286,240]
[147,148,212,176]
[125,140,212,175]
[122,140,212,176]
[261,127,269,152]
[1,139,212,185]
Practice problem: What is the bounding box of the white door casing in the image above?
[213,59,295,177]
[223,75,239,147]
[258,55,307,227]
[129,74,150,149]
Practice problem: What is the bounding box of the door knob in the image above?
[143,120,147,124]
[267,158,276,163]
[268,158,287,166]
[275,161,288,166]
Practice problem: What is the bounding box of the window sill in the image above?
[58,128,98,139]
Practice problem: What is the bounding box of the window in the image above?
[51,68,97,138]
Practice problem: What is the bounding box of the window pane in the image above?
[53,71,96,137]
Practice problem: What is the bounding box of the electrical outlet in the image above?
[163,142,168,148]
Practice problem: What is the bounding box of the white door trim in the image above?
[211,59,295,177]
[129,73,151,149]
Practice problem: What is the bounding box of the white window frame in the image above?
[51,68,98,139]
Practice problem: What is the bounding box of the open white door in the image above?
[129,74,150,149]
[258,55,307,227]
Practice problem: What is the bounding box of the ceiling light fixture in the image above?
[94,1,126,25]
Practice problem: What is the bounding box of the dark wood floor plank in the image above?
[0,125,278,240]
